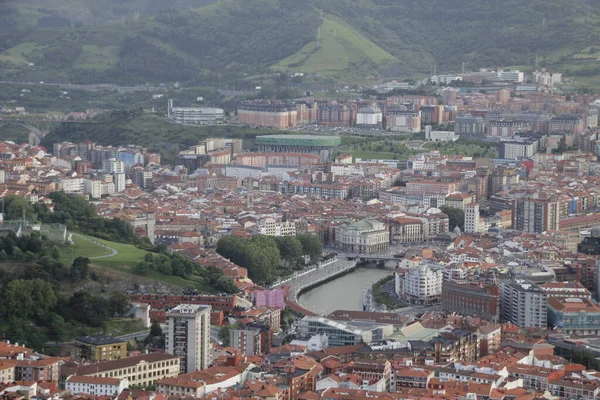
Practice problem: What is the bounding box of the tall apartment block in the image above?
[165,304,211,373]
[500,280,547,328]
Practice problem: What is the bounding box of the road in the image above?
[116,330,150,341]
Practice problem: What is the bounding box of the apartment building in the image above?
[0,360,15,383]
[512,198,560,234]
[441,281,500,322]
[75,335,127,361]
[166,304,211,373]
[406,180,458,196]
[395,261,444,305]
[500,280,547,328]
[238,101,298,129]
[317,103,355,127]
[498,139,539,159]
[230,327,262,356]
[548,114,586,135]
[486,120,530,138]
[464,203,481,234]
[257,218,296,236]
[454,116,485,135]
[356,107,383,126]
[444,192,473,211]
[15,358,62,382]
[389,217,426,244]
[386,109,421,132]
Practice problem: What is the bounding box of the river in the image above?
[297,265,393,315]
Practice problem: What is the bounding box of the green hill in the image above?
[2,0,600,85]
[273,15,397,77]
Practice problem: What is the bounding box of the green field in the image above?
[74,45,119,70]
[273,15,397,75]
[0,42,42,64]
[60,235,113,265]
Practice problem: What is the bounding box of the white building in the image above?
[464,203,481,234]
[500,280,547,328]
[66,376,128,396]
[499,140,539,159]
[103,158,125,174]
[533,70,562,86]
[113,172,126,192]
[258,218,296,236]
[167,99,224,125]
[84,179,103,199]
[497,70,524,83]
[290,334,329,352]
[61,177,86,193]
[356,107,383,126]
[166,304,211,373]
[395,261,444,305]
[425,125,458,142]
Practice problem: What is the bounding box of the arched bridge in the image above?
[0,120,46,145]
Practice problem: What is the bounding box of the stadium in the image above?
[255,135,341,155]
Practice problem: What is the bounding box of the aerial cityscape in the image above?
[3,1,600,399]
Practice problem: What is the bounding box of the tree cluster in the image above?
[133,252,194,278]
[216,233,323,285]
[133,251,238,294]
[35,192,149,246]
[440,206,465,231]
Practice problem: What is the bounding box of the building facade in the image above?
[395,261,444,305]
[336,219,389,254]
[500,280,547,328]
[165,304,211,373]
[75,335,127,361]
[441,281,500,322]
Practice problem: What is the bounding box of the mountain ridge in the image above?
[1,0,600,85]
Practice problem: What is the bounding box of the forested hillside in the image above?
[1,0,600,84]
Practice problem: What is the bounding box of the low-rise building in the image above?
[66,376,128,396]
[547,297,600,336]
[60,352,180,389]
[299,317,384,347]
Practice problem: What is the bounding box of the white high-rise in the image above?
[103,158,125,174]
[464,203,481,233]
[165,304,211,373]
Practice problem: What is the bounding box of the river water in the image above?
[297,265,393,315]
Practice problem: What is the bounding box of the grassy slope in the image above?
[59,234,113,265]
[274,15,397,75]
[59,234,207,289]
